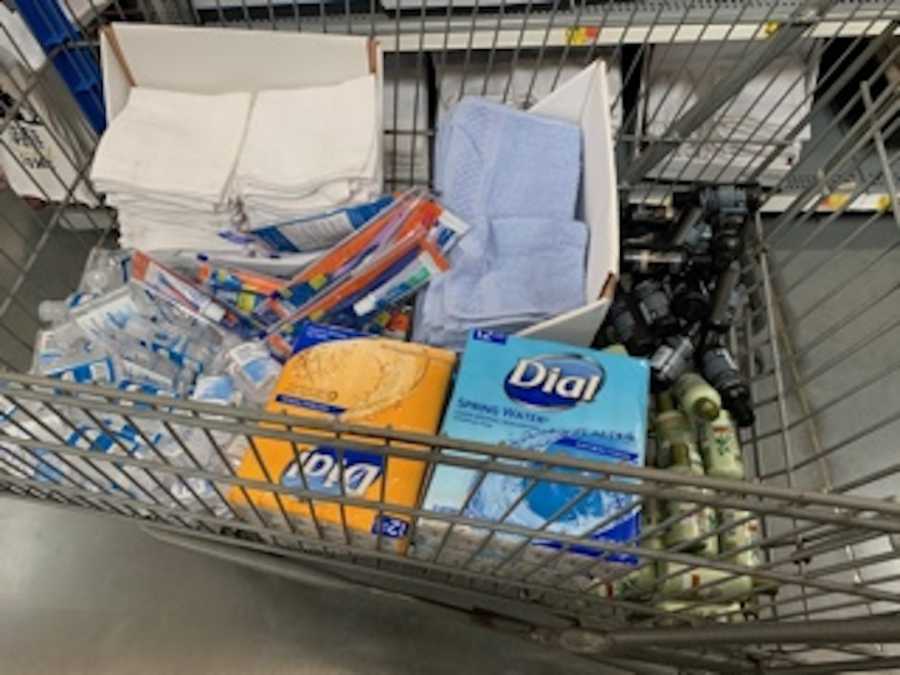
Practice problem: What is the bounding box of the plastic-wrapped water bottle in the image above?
[31,320,95,374]
[32,321,119,386]
[37,291,97,325]
[79,248,131,295]
[166,375,244,516]
[37,300,69,325]
[225,341,282,406]
[68,283,231,392]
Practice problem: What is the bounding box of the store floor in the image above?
[0,498,620,675]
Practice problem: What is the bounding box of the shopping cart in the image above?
[1,0,900,672]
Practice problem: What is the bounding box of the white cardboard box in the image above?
[517,60,620,347]
[99,23,384,190]
[99,26,615,347]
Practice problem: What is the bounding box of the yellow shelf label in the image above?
[566,26,600,46]
[821,192,850,210]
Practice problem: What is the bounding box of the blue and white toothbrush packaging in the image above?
[419,330,649,568]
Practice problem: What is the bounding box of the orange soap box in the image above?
[229,332,455,551]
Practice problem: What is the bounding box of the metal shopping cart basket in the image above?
[1,0,900,671]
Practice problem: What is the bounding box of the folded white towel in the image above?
[117,214,245,253]
[240,177,379,225]
[91,87,253,254]
[92,88,252,202]
[235,74,379,226]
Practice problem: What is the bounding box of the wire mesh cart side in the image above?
[0,0,899,672]
[3,360,900,672]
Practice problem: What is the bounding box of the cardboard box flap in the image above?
[522,61,620,347]
[530,61,619,299]
[102,23,375,121]
[100,23,384,189]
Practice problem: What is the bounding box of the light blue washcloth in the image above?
[432,102,498,227]
[417,97,587,349]
[444,216,587,321]
[414,285,532,351]
[414,217,588,350]
[434,98,582,227]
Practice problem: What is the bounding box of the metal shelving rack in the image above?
[189,0,900,212]
[0,0,899,672]
[195,1,895,50]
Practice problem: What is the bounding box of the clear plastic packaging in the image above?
[37,300,70,325]
[31,321,95,375]
[131,251,259,338]
[225,341,281,406]
[0,396,162,501]
[165,376,245,516]
[43,354,118,385]
[79,247,132,295]
[37,291,97,326]
[69,283,228,393]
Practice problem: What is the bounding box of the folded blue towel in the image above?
[434,98,582,227]
[445,217,587,321]
[417,97,587,349]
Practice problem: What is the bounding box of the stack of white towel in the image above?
[91,75,379,252]
[91,88,251,251]
[642,41,818,185]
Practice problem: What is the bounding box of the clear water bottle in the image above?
[37,300,70,325]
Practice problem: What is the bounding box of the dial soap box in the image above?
[229,322,456,551]
[415,330,649,575]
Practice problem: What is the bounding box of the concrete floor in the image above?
[0,497,609,675]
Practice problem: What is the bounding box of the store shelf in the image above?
[195,1,900,53]
[630,185,900,214]
[629,154,900,215]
